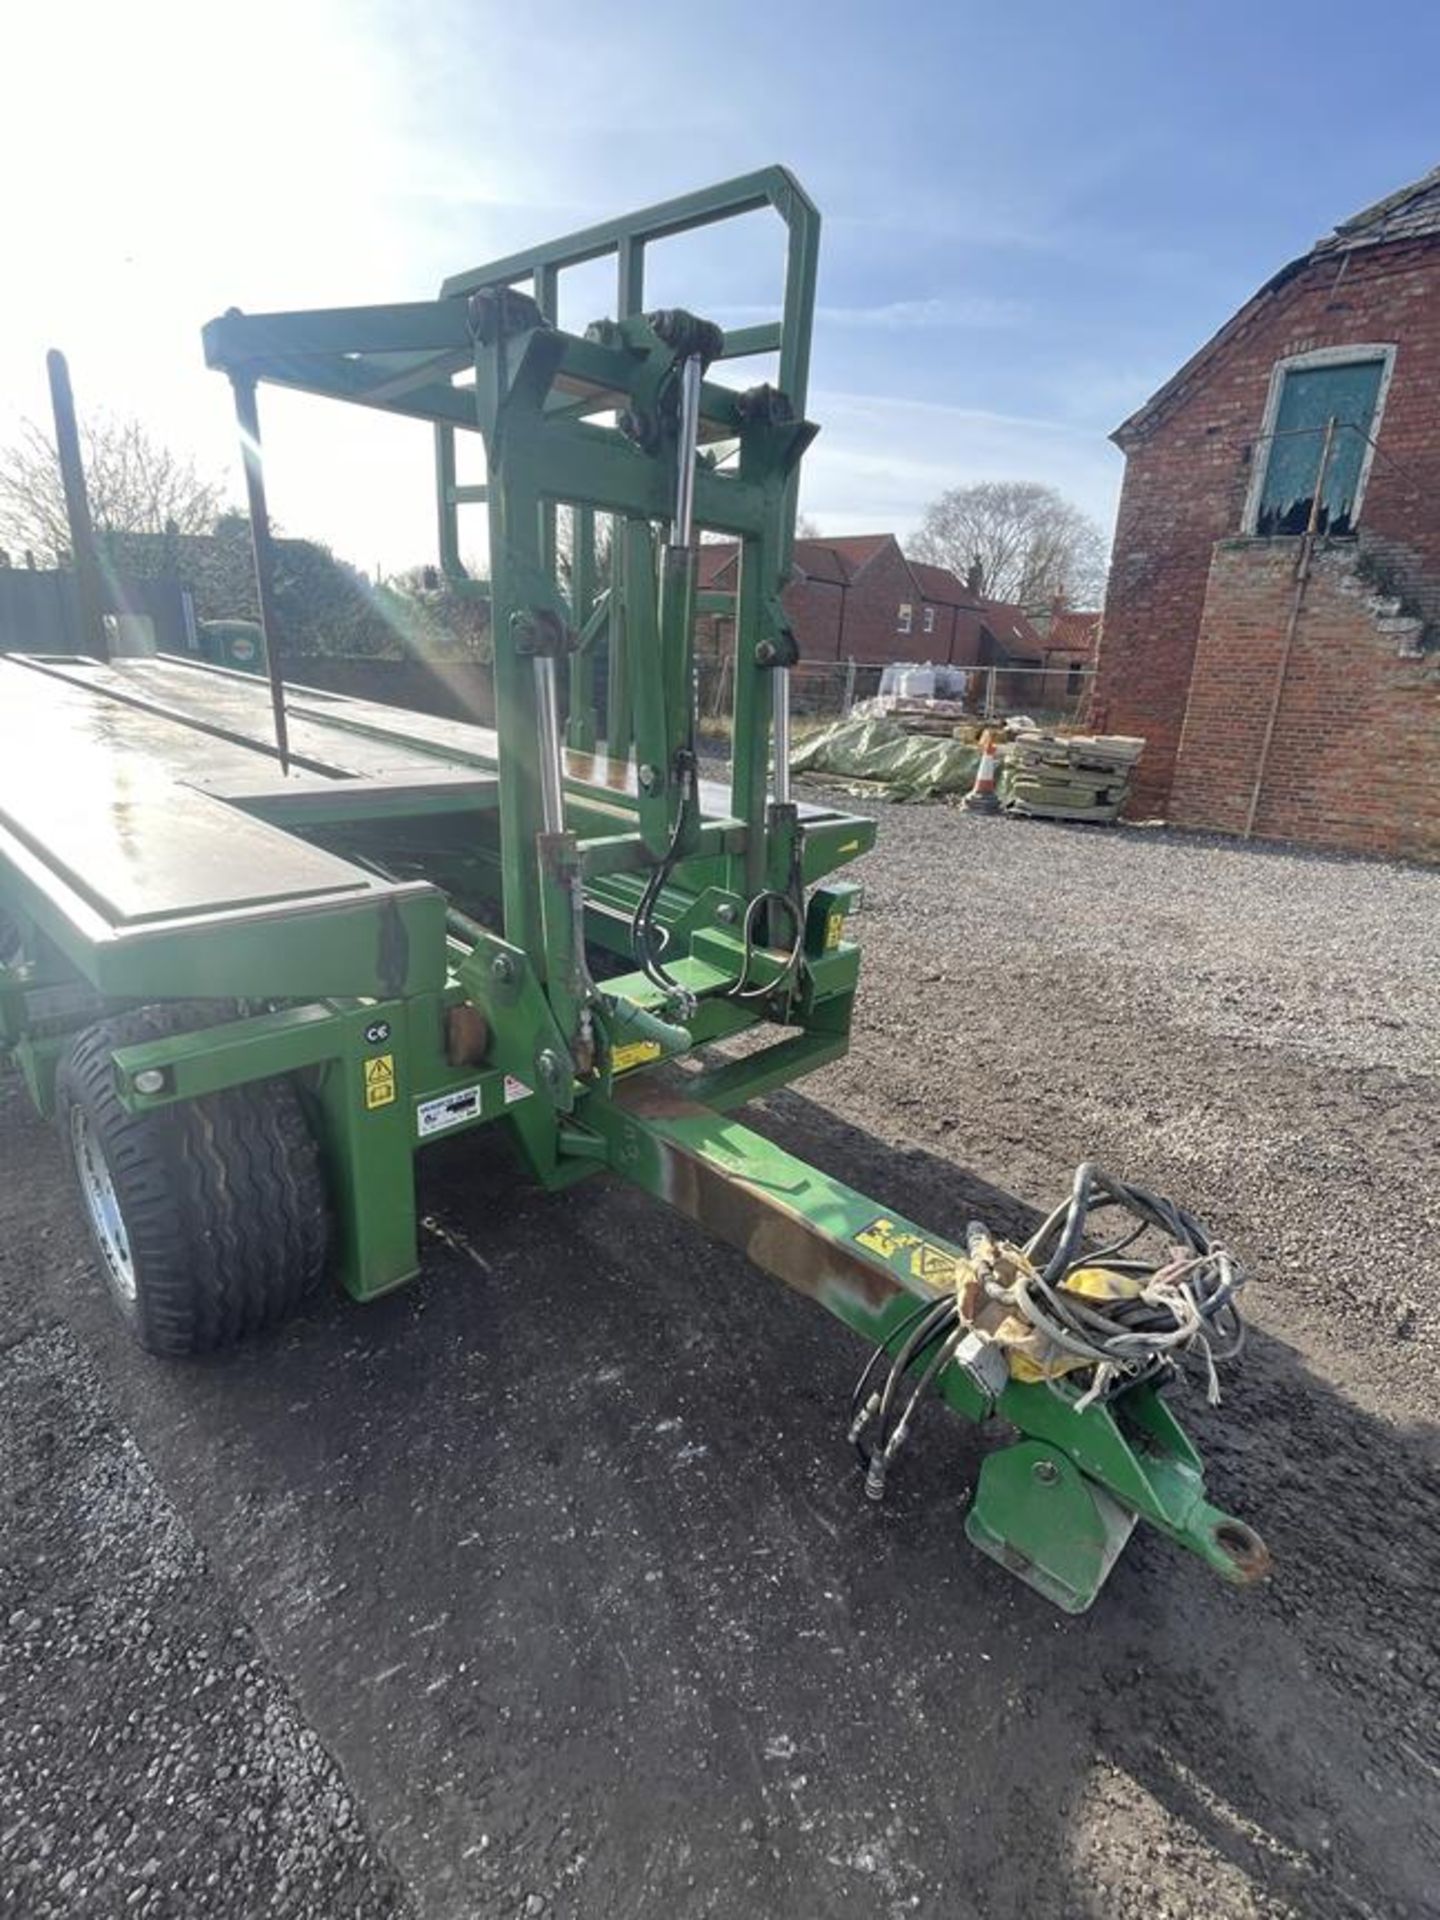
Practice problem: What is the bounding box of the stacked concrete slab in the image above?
[1001,732,1144,823]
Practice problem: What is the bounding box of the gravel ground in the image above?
[0,1328,407,1919]
[1,795,1438,1919]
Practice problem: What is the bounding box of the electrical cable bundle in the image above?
[1011,1161,1244,1408]
[848,1161,1245,1502]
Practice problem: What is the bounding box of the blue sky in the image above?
[2,0,1437,574]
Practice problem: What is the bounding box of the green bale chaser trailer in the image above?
[0,171,1267,1612]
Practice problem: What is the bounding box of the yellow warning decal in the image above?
[364,1053,396,1110]
[912,1241,965,1288]
[612,1038,663,1074]
[856,1217,921,1259]
[838,839,861,853]
[824,909,845,950]
[856,1217,964,1289]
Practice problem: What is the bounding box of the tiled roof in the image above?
[907,560,973,605]
[1114,161,1440,446]
[1317,164,1440,256]
[696,536,892,589]
[791,539,852,585]
[819,534,895,577]
[978,601,1046,658]
[1047,609,1101,654]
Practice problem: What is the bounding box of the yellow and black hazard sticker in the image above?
[611,1038,663,1074]
[856,1217,965,1289]
[824,909,845,951]
[912,1241,965,1287]
[363,1053,396,1110]
[856,1217,920,1259]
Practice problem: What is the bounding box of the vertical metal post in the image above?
[45,350,107,660]
[566,506,598,751]
[435,425,463,580]
[607,527,632,760]
[775,180,821,587]
[1306,415,1339,539]
[842,657,857,717]
[730,532,776,896]
[772,668,792,803]
[230,375,291,774]
[653,354,703,845]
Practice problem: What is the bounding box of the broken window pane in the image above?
[1255,358,1386,536]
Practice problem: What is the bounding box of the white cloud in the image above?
[799,390,1126,546]
[720,297,1031,333]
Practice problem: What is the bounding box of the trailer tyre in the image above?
[57,1003,330,1355]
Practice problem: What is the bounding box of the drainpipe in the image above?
[1243,415,1337,838]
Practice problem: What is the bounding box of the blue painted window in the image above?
[1255,358,1386,536]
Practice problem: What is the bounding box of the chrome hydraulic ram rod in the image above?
[534,654,566,835]
[772,667,792,804]
[673,355,702,544]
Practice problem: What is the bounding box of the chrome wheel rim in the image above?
[70,1109,137,1303]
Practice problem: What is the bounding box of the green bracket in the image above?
[455,928,591,1187]
[966,1441,1136,1614]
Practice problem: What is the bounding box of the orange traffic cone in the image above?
[963,729,1001,814]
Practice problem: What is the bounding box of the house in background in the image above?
[1033,605,1102,704]
[1092,164,1440,860]
[696,532,1053,683]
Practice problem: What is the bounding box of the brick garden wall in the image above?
[1093,237,1440,827]
[1168,540,1440,861]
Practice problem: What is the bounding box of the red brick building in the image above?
[697,533,1047,669]
[1092,165,1440,860]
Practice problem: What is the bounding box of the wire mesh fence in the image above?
[697,656,1095,732]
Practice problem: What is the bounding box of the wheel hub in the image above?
[70,1108,137,1303]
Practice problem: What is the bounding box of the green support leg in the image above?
[966,1442,1136,1613]
[311,1047,421,1302]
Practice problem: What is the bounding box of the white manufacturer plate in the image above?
[416,1085,484,1138]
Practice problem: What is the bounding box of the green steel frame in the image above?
[0,171,1269,1612]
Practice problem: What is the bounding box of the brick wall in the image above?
[1168,539,1440,860]
[829,542,920,663]
[1094,237,1440,824]
[787,574,846,659]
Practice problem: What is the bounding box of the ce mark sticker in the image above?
[364,1020,392,1046]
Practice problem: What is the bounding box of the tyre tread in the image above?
[57,1002,330,1355]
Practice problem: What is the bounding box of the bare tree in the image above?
[0,414,223,563]
[907,481,1107,610]
[795,513,823,539]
